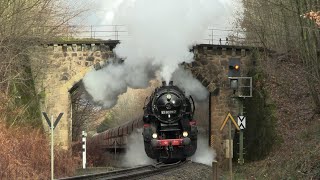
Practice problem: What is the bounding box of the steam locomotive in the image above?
[142,81,198,162]
[87,81,198,163]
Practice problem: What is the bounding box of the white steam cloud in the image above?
[120,129,153,167]
[172,67,209,101]
[83,0,228,108]
[191,135,216,166]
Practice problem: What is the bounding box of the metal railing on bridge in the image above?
[31,24,262,46]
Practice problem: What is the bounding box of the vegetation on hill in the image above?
[0,0,85,127]
[0,123,80,179]
[233,1,320,178]
[239,0,320,113]
[234,65,278,162]
[0,0,87,178]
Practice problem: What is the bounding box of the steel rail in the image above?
[58,161,187,180]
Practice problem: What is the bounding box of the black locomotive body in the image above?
[142,81,198,162]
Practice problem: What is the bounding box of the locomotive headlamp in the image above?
[182,131,188,137]
[152,133,158,139]
[166,94,171,100]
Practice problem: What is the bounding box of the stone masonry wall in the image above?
[31,41,117,149]
[186,44,253,160]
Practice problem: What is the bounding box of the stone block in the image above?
[95,51,101,57]
[72,44,77,51]
[241,49,246,57]
[236,49,242,56]
[77,45,82,51]
[86,56,95,61]
[102,52,109,59]
[53,53,63,58]
[232,48,236,56]
[62,44,67,52]
[91,44,96,51]
[67,45,73,51]
[53,44,58,52]
[226,48,232,56]
[220,59,228,68]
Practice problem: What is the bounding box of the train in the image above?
[88,81,198,163]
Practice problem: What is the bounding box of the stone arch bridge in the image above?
[30,40,258,150]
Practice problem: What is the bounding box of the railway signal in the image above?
[228,58,241,94]
[228,58,241,78]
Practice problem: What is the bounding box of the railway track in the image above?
[58,161,188,180]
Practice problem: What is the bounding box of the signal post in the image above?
[219,58,252,179]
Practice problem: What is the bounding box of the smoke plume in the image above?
[191,135,216,166]
[172,67,209,101]
[120,129,153,167]
[83,0,228,108]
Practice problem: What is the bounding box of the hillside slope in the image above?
[237,52,320,179]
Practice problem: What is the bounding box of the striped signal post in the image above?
[82,131,87,169]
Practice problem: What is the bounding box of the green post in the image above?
[238,99,244,165]
[238,130,244,165]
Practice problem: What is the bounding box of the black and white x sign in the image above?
[237,116,246,130]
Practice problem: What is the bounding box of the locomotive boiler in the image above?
[142,81,198,162]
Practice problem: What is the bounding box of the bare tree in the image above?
[238,0,320,113]
[0,0,87,126]
[71,82,106,141]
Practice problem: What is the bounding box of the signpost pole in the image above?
[239,130,244,165]
[228,120,233,180]
[220,113,239,180]
[51,115,54,180]
[42,112,63,180]
[238,99,244,165]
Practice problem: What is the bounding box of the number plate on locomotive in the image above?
[161,110,177,114]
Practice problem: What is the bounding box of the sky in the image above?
[81,0,243,108]
[71,0,242,43]
[85,0,239,26]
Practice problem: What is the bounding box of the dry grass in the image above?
[0,123,80,179]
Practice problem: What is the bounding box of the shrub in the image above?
[0,123,80,179]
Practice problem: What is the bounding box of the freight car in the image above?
[89,118,143,151]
